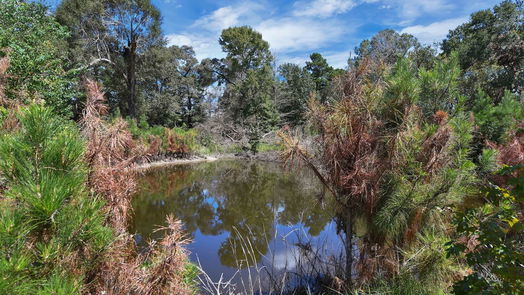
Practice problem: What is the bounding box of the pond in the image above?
[130,159,343,291]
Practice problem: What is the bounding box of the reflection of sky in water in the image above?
[189,221,343,287]
[130,160,342,290]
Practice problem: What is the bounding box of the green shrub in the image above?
[0,105,113,294]
[447,166,524,294]
[0,0,77,117]
[472,90,522,143]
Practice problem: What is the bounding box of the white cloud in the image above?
[272,248,298,270]
[324,50,352,68]
[193,2,265,32]
[166,2,267,60]
[293,0,356,18]
[401,16,468,45]
[168,1,351,63]
[166,33,224,61]
[273,54,309,66]
[256,18,347,52]
[399,0,453,22]
[368,0,454,24]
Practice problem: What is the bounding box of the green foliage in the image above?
[55,0,106,65]
[447,166,524,294]
[217,26,279,152]
[0,0,77,117]
[352,29,421,66]
[57,0,163,118]
[219,26,273,77]
[0,0,522,292]
[477,148,499,176]
[232,65,278,123]
[182,262,200,293]
[0,105,113,294]
[382,58,420,126]
[401,230,462,292]
[277,63,316,126]
[442,1,524,100]
[374,113,476,244]
[472,89,522,143]
[127,118,199,156]
[357,277,445,295]
[140,45,213,128]
[304,53,342,103]
[419,53,462,117]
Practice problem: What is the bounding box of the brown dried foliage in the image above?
[95,217,191,295]
[0,54,9,106]
[280,60,389,286]
[280,59,466,286]
[82,79,191,295]
[165,128,191,155]
[489,123,524,167]
[433,110,449,125]
[356,243,398,282]
[281,59,386,213]
[0,54,20,131]
[138,217,191,295]
[487,122,524,186]
[420,117,452,176]
[81,79,140,230]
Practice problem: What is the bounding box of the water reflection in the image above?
[131,160,336,271]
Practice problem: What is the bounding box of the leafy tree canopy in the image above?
[57,0,163,118]
[219,26,273,81]
[0,0,77,117]
[442,0,524,99]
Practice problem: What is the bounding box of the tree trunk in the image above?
[124,40,137,118]
[186,96,193,128]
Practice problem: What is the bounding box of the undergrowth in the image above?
[126,116,283,158]
[0,72,196,294]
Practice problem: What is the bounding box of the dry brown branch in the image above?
[81,79,192,294]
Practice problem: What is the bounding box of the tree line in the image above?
[2,0,521,154]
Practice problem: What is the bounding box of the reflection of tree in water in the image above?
[131,160,333,268]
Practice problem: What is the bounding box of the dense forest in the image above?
[0,0,523,294]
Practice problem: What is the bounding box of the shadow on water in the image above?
[130,159,344,293]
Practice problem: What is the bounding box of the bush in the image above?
[0,0,77,117]
[126,117,203,158]
[447,166,524,294]
[0,105,113,294]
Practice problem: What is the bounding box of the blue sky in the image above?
[153,0,502,68]
[45,0,503,68]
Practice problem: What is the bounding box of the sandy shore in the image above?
[132,154,237,171]
[132,151,281,171]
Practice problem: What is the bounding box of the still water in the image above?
[131,160,342,289]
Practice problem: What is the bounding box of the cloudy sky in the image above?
[45,0,502,68]
[155,0,502,68]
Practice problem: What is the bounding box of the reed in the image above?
[195,222,346,295]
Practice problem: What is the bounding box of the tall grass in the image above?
[196,224,346,295]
